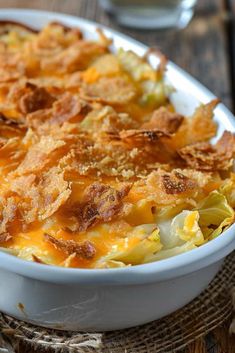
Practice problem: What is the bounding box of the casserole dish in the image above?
[0,9,234,331]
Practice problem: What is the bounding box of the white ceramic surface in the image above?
[0,9,234,332]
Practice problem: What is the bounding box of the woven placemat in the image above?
[0,252,234,353]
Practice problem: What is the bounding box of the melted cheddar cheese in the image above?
[0,22,234,268]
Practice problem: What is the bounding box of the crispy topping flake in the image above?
[117,129,170,145]
[15,136,66,175]
[11,168,71,223]
[19,86,55,114]
[81,77,136,105]
[0,22,233,269]
[44,233,96,259]
[179,131,235,171]
[51,93,91,125]
[0,197,18,236]
[39,167,72,220]
[162,171,196,194]
[74,183,131,231]
[141,107,184,134]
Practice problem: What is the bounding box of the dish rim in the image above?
[0,8,234,285]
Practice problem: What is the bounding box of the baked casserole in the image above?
[0,22,234,269]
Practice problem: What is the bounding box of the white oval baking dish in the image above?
[0,9,234,332]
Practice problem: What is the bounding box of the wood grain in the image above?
[0,1,234,352]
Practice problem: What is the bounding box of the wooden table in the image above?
[0,0,234,352]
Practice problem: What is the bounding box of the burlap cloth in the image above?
[0,252,234,353]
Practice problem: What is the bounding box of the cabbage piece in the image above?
[117,48,157,82]
[155,202,192,248]
[117,48,173,108]
[139,80,173,108]
[157,218,176,248]
[158,210,204,249]
[107,224,162,265]
[144,242,196,263]
[13,245,53,264]
[197,191,234,240]
[0,247,19,256]
[95,260,126,269]
[145,210,202,263]
[155,202,188,222]
[172,210,205,245]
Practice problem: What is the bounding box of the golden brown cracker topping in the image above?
[141,107,184,134]
[0,197,18,237]
[74,183,131,231]
[19,86,55,114]
[119,129,170,143]
[0,22,233,269]
[162,171,196,194]
[81,77,136,105]
[179,131,235,171]
[44,233,96,259]
[51,93,91,125]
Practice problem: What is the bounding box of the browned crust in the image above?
[19,86,55,114]
[119,129,170,142]
[141,108,184,134]
[80,77,136,105]
[50,93,91,125]
[162,171,196,194]
[73,183,131,232]
[178,131,235,171]
[44,233,96,259]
